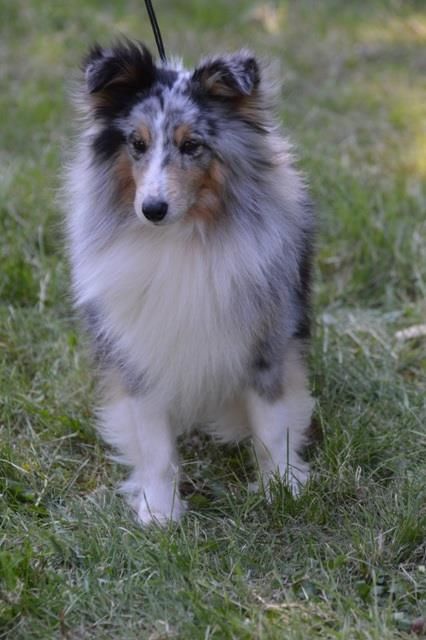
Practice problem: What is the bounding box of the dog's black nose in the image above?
[142,199,168,222]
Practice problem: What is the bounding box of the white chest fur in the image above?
[73,224,263,420]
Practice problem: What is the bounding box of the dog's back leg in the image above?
[246,339,314,495]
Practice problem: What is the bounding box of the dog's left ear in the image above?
[192,52,260,98]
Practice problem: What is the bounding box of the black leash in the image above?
[144,0,167,63]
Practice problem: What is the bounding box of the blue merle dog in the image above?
[64,40,315,524]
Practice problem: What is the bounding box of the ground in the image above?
[1,1,425,638]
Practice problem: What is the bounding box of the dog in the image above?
[64,39,315,524]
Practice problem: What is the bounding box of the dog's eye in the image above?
[130,137,147,154]
[180,140,202,156]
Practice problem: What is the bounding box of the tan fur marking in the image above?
[114,152,136,206]
[136,124,151,146]
[174,124,192,147]
[187,160,226,224]
[89,65,143,110]
[89,92,113,110]
[198,70,234,97]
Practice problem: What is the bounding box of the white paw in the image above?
[131,493,186,526]
[253,461,310,499]
[284,461,310,496]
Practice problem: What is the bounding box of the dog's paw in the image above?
[283,460,310,495]
[252,461,310,499]
[130,494,186,526]
[122,473,186,526]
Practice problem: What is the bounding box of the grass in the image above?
[1,0,425,638]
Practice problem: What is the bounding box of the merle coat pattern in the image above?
[64,40,315,524]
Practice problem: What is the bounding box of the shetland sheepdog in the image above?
[64,40,315,524]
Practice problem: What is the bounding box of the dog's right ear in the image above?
[82,40,156,116]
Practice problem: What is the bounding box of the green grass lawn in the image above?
[1,1,425,638]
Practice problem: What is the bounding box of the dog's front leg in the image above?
[100,394,184,525]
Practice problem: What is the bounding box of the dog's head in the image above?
[81,40,274,227]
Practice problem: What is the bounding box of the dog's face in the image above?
[123,94,221,226]
[82,41,263,226]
